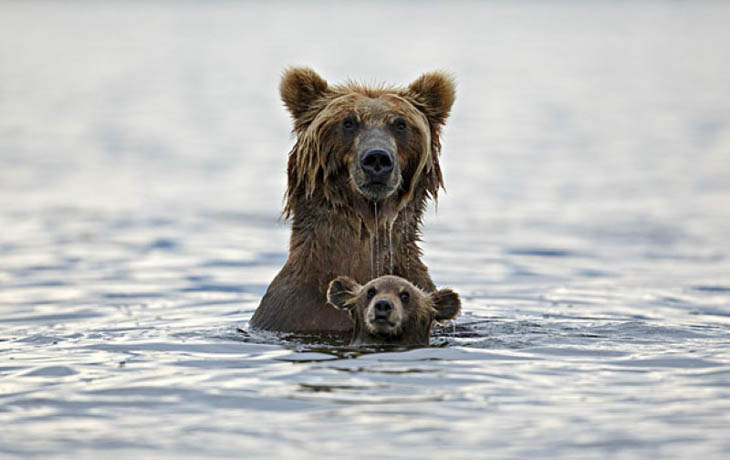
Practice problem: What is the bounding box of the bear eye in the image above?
[399,291,410,304]
[367,287,377,299]
[342,115,358,131]
[394,117,408,132]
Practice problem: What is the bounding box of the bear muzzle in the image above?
[353,127,401,200]
[373,299,394,321]
[365,297,402,335]
[360,148,395,180]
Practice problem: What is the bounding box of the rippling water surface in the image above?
[2,2,730,458]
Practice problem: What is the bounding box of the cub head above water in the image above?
[327,275,461,346]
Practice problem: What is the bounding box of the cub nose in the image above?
[360,148,394,179]
[374,299,393,318]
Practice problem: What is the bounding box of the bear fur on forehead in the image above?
[249,67,456,333]
[327,275,461,346]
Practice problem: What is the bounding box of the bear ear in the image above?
[280,67,329,125]
[431,288,461,321]
[327,276,361,311]
[406,71,456,127]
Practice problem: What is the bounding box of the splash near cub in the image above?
[249,67,456,332]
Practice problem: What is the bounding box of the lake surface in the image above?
[1,2,730,458]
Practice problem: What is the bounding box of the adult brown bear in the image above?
[249,67,455,333]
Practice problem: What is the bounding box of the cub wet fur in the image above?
[327,275,460,346]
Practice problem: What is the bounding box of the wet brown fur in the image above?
[249,67,455,333]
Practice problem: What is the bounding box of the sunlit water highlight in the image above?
[1,2,729,458]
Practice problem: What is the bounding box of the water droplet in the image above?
[387,218,394,275]
[403,207,411,275]
[371,201,380,278]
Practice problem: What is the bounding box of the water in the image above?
[2,1,730,458]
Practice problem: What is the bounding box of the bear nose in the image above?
[360,148,394,179]
[374,299,393,318]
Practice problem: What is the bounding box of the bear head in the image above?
[279,67,455,215]
[327,275,461,346]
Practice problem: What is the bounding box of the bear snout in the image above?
[360,148,395,181]
[350,125,401,200]
[373,299,394,319]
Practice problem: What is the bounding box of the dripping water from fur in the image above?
[386,218,394,275]
[370,201,397,278]
[403,206,411,275]
[370,201,379,278]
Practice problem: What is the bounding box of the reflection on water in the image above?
[1,1,730,459]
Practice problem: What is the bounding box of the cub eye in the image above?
[399,291,410,303]
[394,117,408,132]
[367,288,377,299]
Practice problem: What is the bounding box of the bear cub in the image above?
[327,275,460,346]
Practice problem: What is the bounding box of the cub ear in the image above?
[327,276,361,311]
[431,288,461,321]
[280,67,329,125]
[406,71,456,127]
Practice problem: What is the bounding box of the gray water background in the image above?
[1,1,730,458]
